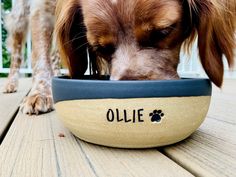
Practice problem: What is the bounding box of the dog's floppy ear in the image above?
[185,0,236,87]
[55,0,88,78]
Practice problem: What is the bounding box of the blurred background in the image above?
[0,0,235,79]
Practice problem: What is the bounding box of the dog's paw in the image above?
[20,93,54,115]
[3,80,18,93]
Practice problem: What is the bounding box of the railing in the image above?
[179,40,236,78]
[0,2,235,78]
[0,0,32,74]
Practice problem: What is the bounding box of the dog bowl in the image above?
[52,76,212,148]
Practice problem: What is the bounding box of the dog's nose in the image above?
[110,74,134,80]
[117,75,139,80]
[109,76,118,80]
[110,72,146,81]
[110,71,180,81]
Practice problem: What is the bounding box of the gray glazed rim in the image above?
[52,76,212,103]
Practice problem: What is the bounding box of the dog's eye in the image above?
[139,23,176,48]
[94,44,115,57]
[152,23,176,40]
[155,28,172,38]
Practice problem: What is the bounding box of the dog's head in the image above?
[55,0,235,87]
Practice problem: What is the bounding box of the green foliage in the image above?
[2,23,10,68]
[2,0,12,10]
[1,0,12,77]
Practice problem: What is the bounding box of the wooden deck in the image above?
[0,78,235,177]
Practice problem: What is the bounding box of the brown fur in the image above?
[4,0,61,115]
[184,0,236,87]
[55,0,236,87]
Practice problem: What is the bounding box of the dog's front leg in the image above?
[20,1,55,115]
[3,0,29,93]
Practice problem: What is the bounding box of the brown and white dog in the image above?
[3,0,60,115]
[56,0,235,84]
[4,0,236,115]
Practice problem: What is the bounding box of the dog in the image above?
[3,0,60,115]
[55,0,235,86]
[4,0,235,115]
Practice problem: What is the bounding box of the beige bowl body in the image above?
[55,96,211,148]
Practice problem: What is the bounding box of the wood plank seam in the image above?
[0,79,31,144]
[0,108,20,144]
[76,139,100,177]
[159,148,196,176]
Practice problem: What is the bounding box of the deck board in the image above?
[0,78,31,140]
[76,140,193,177]
[163,80,236,177]
[0,112,97,177]
[0,111,193,177]
[163,119,236,177]
[1,78,236,177]
[207,79,236,124]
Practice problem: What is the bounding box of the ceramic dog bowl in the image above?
[52,76,212,148]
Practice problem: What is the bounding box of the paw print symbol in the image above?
[149,110,164,123]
